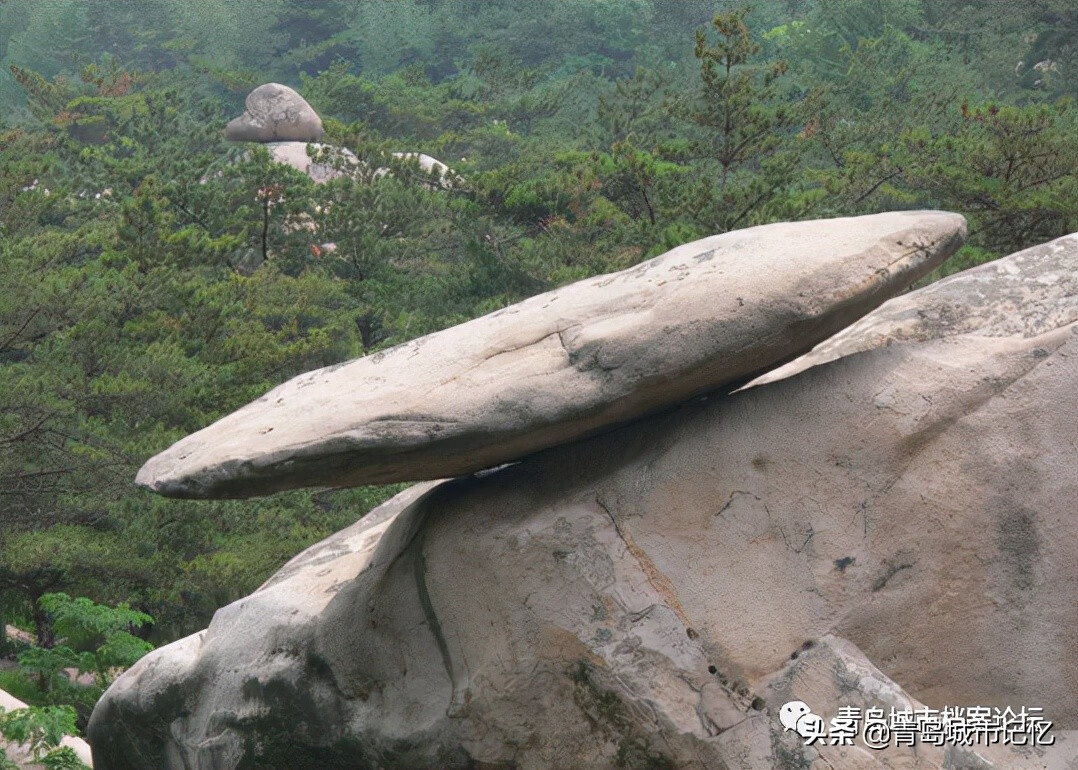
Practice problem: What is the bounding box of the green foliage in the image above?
[597,66,675,147]
[670,8,809,233]
[0,704,88,768]
[39,593,151,641]
[16,645,94,690]
[16,594,152,696]
[41,746,90,770]
[901,100,1078,257]
[784,0,925,83]
[0,671,43,707]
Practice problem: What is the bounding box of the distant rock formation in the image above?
[89,222,1078,769]
[264,141,360,184]
[223,85,458,188]
[386,152,461,189]
[135,211,965,498]
[262,144,458,188]
[224,83,323,143]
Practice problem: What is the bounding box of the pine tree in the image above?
[672,8,808,232]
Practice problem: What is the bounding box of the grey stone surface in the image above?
[751,232,1078,387]
[92,233,1078,768]
[136,211,966,498]
[750,635,1078,769]
[264,141,360,184]
[260,144,458,187]
[224,83,323,143]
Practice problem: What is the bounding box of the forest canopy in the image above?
[1,0,1077,744]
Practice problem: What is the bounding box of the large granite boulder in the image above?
[225,83,323,143]
[89,234,1078,768]
[135,211,965,498]
[264,141,360,184]
[749,635,1077,769]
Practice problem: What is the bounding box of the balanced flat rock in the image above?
[225,83,323,143]
[137,210,965,498]
[749,231,1078,387]
[95,233,1078,768]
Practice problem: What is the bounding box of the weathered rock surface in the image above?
[225,83,323,143]
[136,210,966,498]
[264,141,360,184]
[91,235,1078,768]
[750,635,1077,769]
[260,144,458,187]
[751,232,1078,387]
